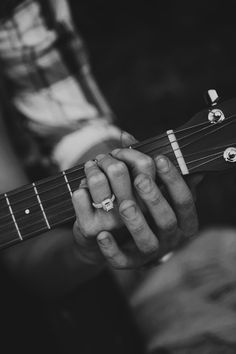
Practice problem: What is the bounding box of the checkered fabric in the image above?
[0,0,121,170]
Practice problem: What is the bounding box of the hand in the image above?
[131,229,236,352]
[72,136,199,269]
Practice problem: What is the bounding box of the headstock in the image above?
[173,89,236,174]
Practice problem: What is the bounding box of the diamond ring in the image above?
[92,194,116,212]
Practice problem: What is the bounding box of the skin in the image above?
[72,133,199,269]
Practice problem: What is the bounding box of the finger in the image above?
[120,131,138,147]
[97,231,132,269]
[72,184,96,238]
[186,173,204,202]
[155,155,198,237]
[84,160,112,205]
[95,153,134,205]
[119,200,159,255]
[111,148,156,179]
[134,173,179,247]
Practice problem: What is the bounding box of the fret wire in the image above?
[0,205,75,242]
[32,183,51,230]
[0,198,74,231]
[4,193,23,241]
[62,171,73,197]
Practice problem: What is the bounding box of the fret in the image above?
[0,196,22,247]
[4,193,23,241]
[36,175,74,225]
[62,171,73,197]
[66,168,84,192]
[6,186,49,240]
[32,183,51,230]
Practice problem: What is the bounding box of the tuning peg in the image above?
[205,89,219,106]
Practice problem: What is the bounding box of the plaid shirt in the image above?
[0,0,121,170]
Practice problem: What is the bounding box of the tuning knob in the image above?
[205,89,219,106]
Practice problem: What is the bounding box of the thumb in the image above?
[120,131,138,147]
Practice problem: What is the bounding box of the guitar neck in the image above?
[0,134,176,250]
[1,100,236,251]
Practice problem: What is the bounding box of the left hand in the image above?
[72,144,200,269]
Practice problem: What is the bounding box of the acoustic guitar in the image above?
[0,89,236,250]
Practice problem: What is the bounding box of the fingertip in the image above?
[155,155,170,173]
[97,232,114,249]
[120,131,138,147]
[111,148,121,157]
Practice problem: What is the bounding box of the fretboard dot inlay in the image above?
[25,209,30,215]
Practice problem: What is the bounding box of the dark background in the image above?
[70,0,236,227]
[2,1,236,353]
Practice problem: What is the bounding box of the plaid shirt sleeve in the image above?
[0,0,121,170]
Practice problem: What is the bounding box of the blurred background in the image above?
[70,0,236,228]
[2,1,236,353]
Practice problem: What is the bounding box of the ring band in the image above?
[92,194,116,212]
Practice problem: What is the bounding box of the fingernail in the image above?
[120,131,138,146]
[84,160,95,169]
[135,174,152,193]
[96,154,106,162]
[97,233,111,246]
[111,148,121,156]
[79,178,87,188]
[120,202,136,219]
[155,156,169,172]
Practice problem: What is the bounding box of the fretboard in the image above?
[1,113,234,250]
[0,133,177,250]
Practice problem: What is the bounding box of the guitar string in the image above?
[0,124,235,224]
[186,151,223,164]
[130,111,236,149]
[0,146,229,233]
[179,116,236,151]
[1,119,235,225]
[0,142,224,219]
[182,142,236,158]
[0,150,226,239]
[1,112,236,206]
[1,113,236,232]
[189,153,224,171]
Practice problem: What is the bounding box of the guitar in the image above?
[0,89,236,250]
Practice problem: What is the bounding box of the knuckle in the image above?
[163,219,178,234]
[177,196,194,211]
[89,173,106,187]
[134,174,154,194]
[107,161,127,178]
[143,244,159,256]
[137,156,154,171]
[132,223,145,234]
[119,200,137,220]
[75,220,95,238]
[106,253,129,269]
[149,190,163,206]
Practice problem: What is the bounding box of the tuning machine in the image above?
[205,89,225,124]
[223,147,236,163]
